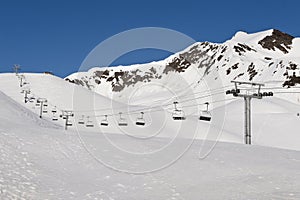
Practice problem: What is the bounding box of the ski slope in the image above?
[0,73,300,150]
[0,90,299,199]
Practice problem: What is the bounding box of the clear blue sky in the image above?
[0,0,299,77]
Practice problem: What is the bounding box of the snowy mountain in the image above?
[0,29,300,199]
[66,29,300,104]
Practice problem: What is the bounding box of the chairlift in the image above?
[51,107,58,121]
[100,115,109,126]
[199,102,212,121]
[172,102,186,120]
[42,106,48,113]
[52,113,58,121]
[136,112,145,126]
[42,102,48,113]
[51,106,57,113]
[118,112,128,126]
[86,116,94,128]
[66,120,73,126]
[78,115,85,125]
[35,100,41,106]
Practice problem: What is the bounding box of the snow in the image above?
[230,29,273,44]
[0,73,299,199]
[0,89,299,199]
[1,29,300,199]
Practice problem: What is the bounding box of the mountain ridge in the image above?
[65,29,300,104]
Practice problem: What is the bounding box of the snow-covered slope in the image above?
[0,72,300,151]
[0,91,299,199]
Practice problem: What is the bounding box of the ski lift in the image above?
[42,103,48,113]
[66,119,73,126]
[172,102,186,120]
[78,115,85,124]
[51,106,57,113]
[100,115,109,126]
[35,100,41,107]
[118,112,128,126]
[86,116,94,128]
[199,102,212,121]
[51,107,58,121]
[52,113,58,121]
[136,112,145,126]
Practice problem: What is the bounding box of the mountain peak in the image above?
[258,29,294,53]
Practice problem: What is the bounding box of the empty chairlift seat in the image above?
[42,103,48,113]
[172,102,186,120]
[52,106,58,121]
[199,102,212,122]
[118,112,128,126]
[78,115,85,124]
[100,115,109,126]
[136,112,145,126]
[86,116,94,128]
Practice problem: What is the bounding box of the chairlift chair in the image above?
[100,115,109,126]
[66,120,73,126]
[35,100,41,106]
[86,116,94,128]
[42,105,48,113]
[78,115,85,124]
[136,112,145,126]
[199,102,212,122]
[172,102,186,120]
[51,107,58,121]
[52,114,58,121]
[118,112,128,126]
[51,106,57,113]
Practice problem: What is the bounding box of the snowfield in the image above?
[0,73,299,199]
[0,90,300,199]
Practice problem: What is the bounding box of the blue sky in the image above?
[0,0,299,77]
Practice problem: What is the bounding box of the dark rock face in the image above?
[247,63,258,81]
[283,62,300,87]
[258,29,294,54]
[233,43,256,55]
[163,56,191,74]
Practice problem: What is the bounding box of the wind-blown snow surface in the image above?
[0,91,300,199]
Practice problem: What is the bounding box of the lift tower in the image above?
[226,81,273,145]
